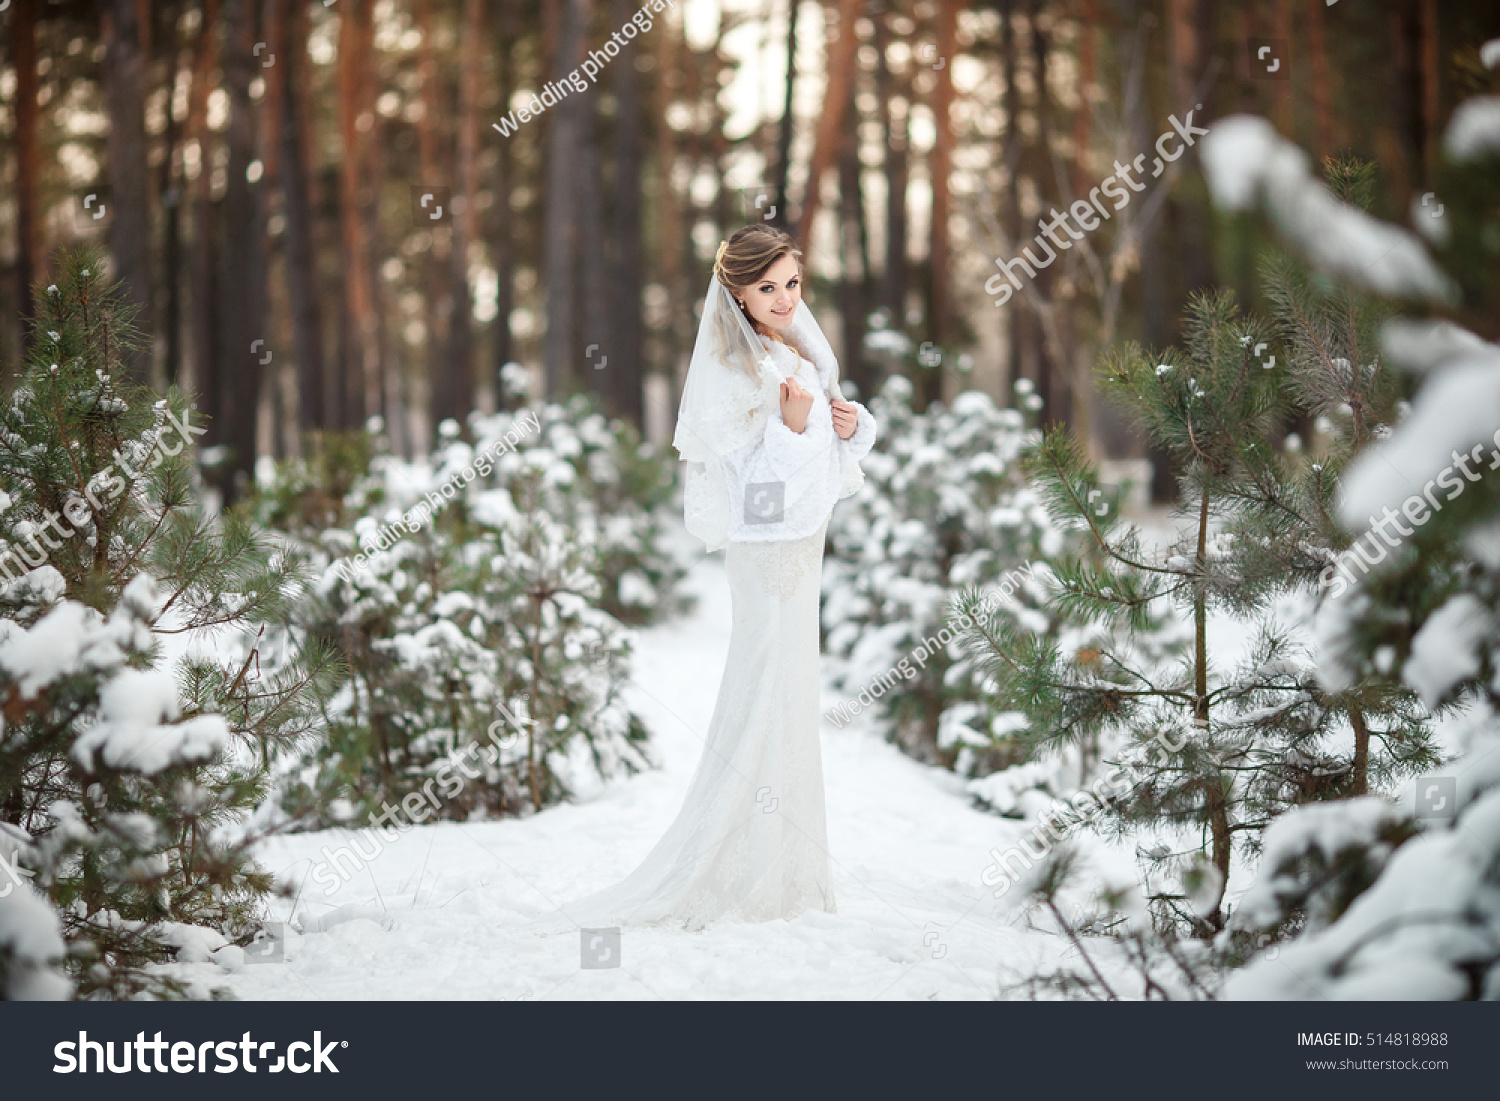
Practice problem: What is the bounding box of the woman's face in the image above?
[736,254,801,332]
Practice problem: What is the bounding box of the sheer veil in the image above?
[673,275,865,553]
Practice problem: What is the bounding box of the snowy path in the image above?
[193,553,1081,1001]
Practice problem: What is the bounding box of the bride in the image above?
[552,225,877,931]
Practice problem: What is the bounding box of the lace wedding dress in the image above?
[543,277,875,932]
[555,518,836,930]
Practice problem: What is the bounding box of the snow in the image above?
[1379,319,1496,373]
[0,563,65,607]
[1228,787,1500,1000]
[617,569,657,608]
[1227,730,1500,1000]
[298,903,398,934]
[0,881,71,1000]
[185,555,1095,1000]
[937,701,989,750]
[1402,593,1492,708]
[72,669,230,774]
[1201,115,1454,303]
[1336,353,1500,531]
[965,760,1061,817]
[0,602,95,697]
[1235,797,1403,929]
[157,922,230,963]
[1444,96,1500,162]
[212,945,246,972]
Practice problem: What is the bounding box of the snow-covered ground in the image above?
[159,509,1463,1000]
[186,552,1089,1001]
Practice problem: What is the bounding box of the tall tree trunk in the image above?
[186,0,220,424]
[337,0,380,426]
[654,12,687,432]
[1231,3,1255,114]
[276,0,326,434]
[1166,0,1197,117]
[415,0,451,434]
[101,0,156,381]
[771,0,798,227]
[1306,0,1335,157]
[362,22,402,455]
[710,28,731,245]
[542,0,588,397]
[873,3,907,337]
[12,0,42,362]
[1417,0,1439,182]
[448,0,485,427]
[1071,0,1096,197]
[258,0,288,459]
[1164,0,1213,294]
[578,126,611,414]
[489,0,518,381]
[1384,0,1420,207]
[928,0,957,358]
[837,69,869,398]
[257,0,293,460]
[795,0,863,248]
[999,0,1026,410]
[1026,1,1069,429]
[606,0,645,424]
[158,2,185,387]
[219,0,269,501]
[1270,0,1293,135]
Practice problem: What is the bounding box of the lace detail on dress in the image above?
[744,524,825,601]
[542,518,836,932]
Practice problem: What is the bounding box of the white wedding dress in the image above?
[548,303,876,931]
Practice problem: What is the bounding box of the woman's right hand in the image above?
[779,376,814,434]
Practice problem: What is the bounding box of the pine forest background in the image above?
[4,0,1498,500]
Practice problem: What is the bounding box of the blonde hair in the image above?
[712,225,806,371]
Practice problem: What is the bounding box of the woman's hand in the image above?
[830,400,858,441]
[779,376,814,434]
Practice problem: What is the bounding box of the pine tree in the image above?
[958,276,1436,935]
[0,250,338,999]
[273,390,657,828]
[822,374,1072,771]
[1208,68,1500,998]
